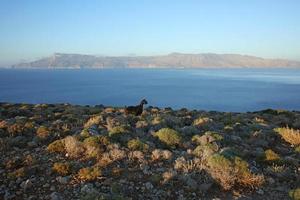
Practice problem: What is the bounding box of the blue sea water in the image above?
[0,68,300,112]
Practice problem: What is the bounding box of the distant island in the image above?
[12,53,300,69]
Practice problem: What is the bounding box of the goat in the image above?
[125,99,148,116]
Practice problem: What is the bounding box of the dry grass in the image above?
[84,115,101,129]
[207,154,264,190]
[64,136,85,158]
[77,166,101,181]
[52,162,71,176]
[47,139,65,153]
[274,127,300,146]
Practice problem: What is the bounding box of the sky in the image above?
[0,0,300,66]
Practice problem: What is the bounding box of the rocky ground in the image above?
[0,103,299,200]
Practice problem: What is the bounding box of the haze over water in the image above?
[1,68,300,112]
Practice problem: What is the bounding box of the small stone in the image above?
[199,183,213,192]
[20,179,33,191]
[43,183,50,188]
[256,189,264,195]
[267,177,275,184]
[145,182,153,190]
[56,176,69,184]
[81,183,94,193]
[50,192,63,200]
[50,186,56,191]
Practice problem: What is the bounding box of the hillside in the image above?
[0,103,299,199]
[12,53,300,68]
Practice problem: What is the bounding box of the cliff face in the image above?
[12,53,300,68]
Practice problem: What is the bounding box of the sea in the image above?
[1,68,300,112]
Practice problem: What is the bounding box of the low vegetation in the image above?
[0,103,299,199]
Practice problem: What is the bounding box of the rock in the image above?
[27,141,38,148]
[50,192,63,200]
[81,183,95,194]
[145,182,153,190]
[56,176,69,184]
[20,179,32,191]
[43,183,50,188]
[230,135,242,142]
[185,177,198,190]
[199,183,213,192]
[256,189,264,195]
[9,136,27,148]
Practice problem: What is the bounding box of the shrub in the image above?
[274,127,300,146]
[127,139,149,152]
[52,162,71,176]
[174,157,202,173]
[83,136,101,148]
[7,123,24,136]
[36,126,50,139]
[193,117,212,126]
[108,126,128,137]
[7,167,26,179]
[64,136,85,158]
[295,146,300,153]
[78,166,101,181]
[264,149,280,162]
[193,143,218,159]
[154,128,182,147]
[47,139,65,153]
[84,115,101,129]
[207,154,264,190]
[289,188,300,200]
[151,149,173,161]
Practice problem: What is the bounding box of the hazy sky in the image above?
[0,0,300,66]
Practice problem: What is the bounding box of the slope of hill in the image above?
[12,53,300,68]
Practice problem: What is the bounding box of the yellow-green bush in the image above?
[264,149,280,162]
[47,139,65,153]
[78,166,101,181]
[193,117,212,126]
[36,126,50,139]
[289,188,300,200]
[83,136,101,148]
[154,128,182,147]
[52,162,71,176]
[207,154,264,190]
[274,127,300,146]
[127,139,149,152]
[108,126,128,137]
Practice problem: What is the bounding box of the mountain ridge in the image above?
[12,53,300,68]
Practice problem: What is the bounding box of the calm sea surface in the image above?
[1,68,300,112]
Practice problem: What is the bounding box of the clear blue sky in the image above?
[0,0,300,66]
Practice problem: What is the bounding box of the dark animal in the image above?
[125,99,148,116]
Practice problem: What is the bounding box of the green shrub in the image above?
[127,139,149,152]
[154,128,182,147]
[52,162,71,176]
[108,126,128,137]
[274,127,300,146]
[207,154,264,190]
[36,126,50,139]
[295,146,300,153]
[289,188,300,200]
[264,149,280,161]
[78,166,101,181]
[47,139,65,153]
[83,136,101,148]
[193,117,212,126]
[193,143,218,159]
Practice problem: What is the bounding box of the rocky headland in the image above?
[0,103,299,200]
